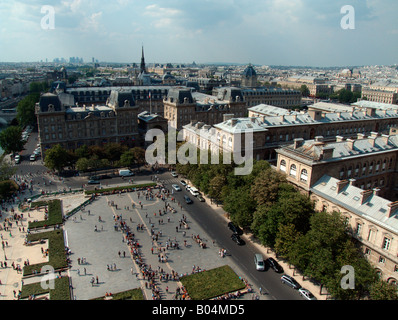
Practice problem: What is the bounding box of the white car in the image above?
[180,180,187,186]
[30,154,36,161]
[298,288,317,300]
[171,171,178,177]
[172,184,181,191]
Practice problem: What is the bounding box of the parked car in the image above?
[184,195,193,204]
[254,254,265,271]
[197,195,205,202]
[298,288,317,300]
[29,154,36,161]
[87,179,100,184]
[15,155,21,164]
[228,222,243,235]
[119,169,134,177]
[172,184,181,191]
[180,180,187,186]
[171,171,178,177]
[281,275,301,289]
[231,234,245,245]
[266,257,284,273]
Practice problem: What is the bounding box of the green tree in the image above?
[44,144,69,172]
[208,174,226,202]
[119,150,135,167]
[274,223,302,259]
[369,280,398,300]
[0,155,16,181]
[0,126,24,155]
[250,168,287,207]
[76,157,90,172]
[131,147,146,165]
[300,85,310,97]
[223,185,256,228]
[16,93,40,127]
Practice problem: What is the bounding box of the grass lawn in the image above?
[85,182,157,195]
[21,276,71,300]
[180,265,246,300]
[23,229,68,276]
[92,288,144,300]
[29,199,63,229]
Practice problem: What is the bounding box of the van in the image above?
[189,186,200,196]
[254,254,265,271]
[119,169,134,177]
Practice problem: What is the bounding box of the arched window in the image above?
[290,164,297,177]
[280,160,286,172]
[300,169,308,182]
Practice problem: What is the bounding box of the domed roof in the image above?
[243,64,257,78]
[162,71,175,80]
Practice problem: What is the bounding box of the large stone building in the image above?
[362,88,397,105]
[213,86,302,109]
[35,90,140,154]
[274,133,398,284]
[163,87,247,130]
[275,131,398,200]
[65,86,171,116]
[310,175,398,284]
[182,104,398,164]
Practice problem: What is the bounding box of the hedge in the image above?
[28,199,63,229]
[180,265,246,300]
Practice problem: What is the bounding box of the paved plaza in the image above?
[64,181,257,300]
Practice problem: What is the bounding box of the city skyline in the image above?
[0,0,397,67]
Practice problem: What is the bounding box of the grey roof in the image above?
[242,64,256,78]
[248,104,300,116]
[166,87,194,104]
[311,175,398,233]
[107,90,136,108]
[39,93,63,112]
[214,117,267,134]
[279,134,398,163]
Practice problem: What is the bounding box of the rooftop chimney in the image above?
[293,138,304,149]
[336,180,349,193]
[336,136,344,142]
[360,189,373,204]
[387,201,398,218]
[346,139,355,150]
[320,146,334,160]
[373,188,380,196]
[308,109,322,121]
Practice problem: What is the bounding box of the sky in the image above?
[0,0,397,67]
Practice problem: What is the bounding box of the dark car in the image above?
[266,257,284,273]
[231,234,245,245]
[228,222,243,235]
[281,275,301,290]
[184,195,193,204]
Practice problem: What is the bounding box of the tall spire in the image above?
[140,45,146,74]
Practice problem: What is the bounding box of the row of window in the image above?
[279,161,308,182]
[340,158,394,179]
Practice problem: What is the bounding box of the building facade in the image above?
[310,175,398,284]
[36,90,140,155]
[163,87,247,130]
